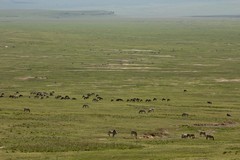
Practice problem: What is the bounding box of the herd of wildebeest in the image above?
[1,89,233,141]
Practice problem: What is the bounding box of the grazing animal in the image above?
[92,98,98,102]
[199,131,206,137]
[182,113,189,117]
[116,98,123,102]
[145,99,151,102]
[181,134,188,138]
[148,108,154,113]
[207,101,212,104]
[131,131,138,139]
[187,134,195,139]
[153,98,157,101]
[227,113,232,117]
[82,104,89,108]
[182,133,195,139]
[24,108,30,112]
[139,110,146,114]
[184,89,187,92]
[206,135,214,140]
[108,130,117,137]
[162,98,166,101]
[167,98,170,101]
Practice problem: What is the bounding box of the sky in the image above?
[0,0,240,17]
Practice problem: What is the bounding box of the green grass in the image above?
[0,17,240,160]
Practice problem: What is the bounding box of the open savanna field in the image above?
[0,17,240,160]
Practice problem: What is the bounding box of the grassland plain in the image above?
[0,17,240,160]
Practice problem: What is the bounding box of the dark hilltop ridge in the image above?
[191,15,240,18]
[0,10,115,19]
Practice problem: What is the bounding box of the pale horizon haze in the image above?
[0,0,240,17]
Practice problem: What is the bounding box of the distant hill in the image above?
[191,15,240,18]
[0,10,115,19]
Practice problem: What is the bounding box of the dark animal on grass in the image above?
[82,95,89,99]
[131,131,137,139]
[116,98,123,102]
[199,131,206,137]
[184,89,187,92]
[24,108,30,112]
[148,108,154,113]
[82,104,89,108]
[181,134,188,138]
[153,98,157,101]
[108,130,117,137]
[182,113,189,117]
[206,135,214,140]
[187,134,195,139]
[227,113,231,117]
[207,101,212,104]
[97,96,103,100]
[162,98,166,101]
[167,99,170,101]
[145,99,151,102]
[139,110,146,114]
[92,98,98,102]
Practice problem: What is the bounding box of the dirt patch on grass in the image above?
[194,121,237,127]
[215,78,240,83]
[17,76,35,80]
[16,76,48,81]
[139,128,169,139]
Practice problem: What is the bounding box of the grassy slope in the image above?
[0,18,240,160]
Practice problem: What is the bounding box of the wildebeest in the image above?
[184,89,187,92]
[139,109,146,114]
[181,133,195,139]
[162,98,166,101]
[82,104,89,108]
[227,113,232,117]
[108,130,117,137]
[145,99,151,102]
[92,98,98,102]
[199,131,206,137]
[24,108,30,112]
[148,108,154,113]
[82,95,89,99]
[131,131,137,139]
[207,101,212,104]
[182,113,189,117]
[206,134,214,140]
[187,134,195,139]
[181,133,188,138]
[116,98,124,102]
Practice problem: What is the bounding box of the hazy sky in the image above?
[1,0,240,17]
